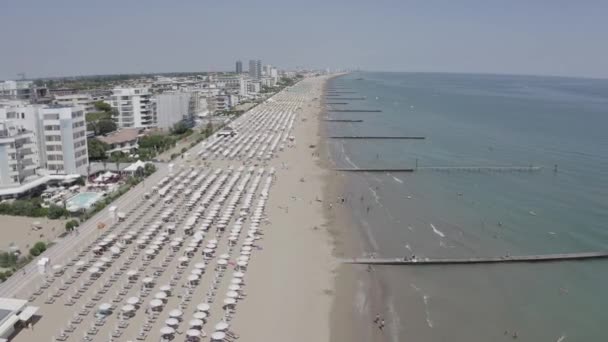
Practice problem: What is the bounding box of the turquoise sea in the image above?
[326,72,608,341]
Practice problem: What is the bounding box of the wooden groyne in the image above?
[329,136,425,140]
[324,97,366,100]
[334,166,541,173]
[335,168,415,172]
[323,119,364,122]
[328,109,382,112]
[342,251,608,265]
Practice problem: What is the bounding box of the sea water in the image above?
[326,72,608,341]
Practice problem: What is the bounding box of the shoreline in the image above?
[321,74,390,342]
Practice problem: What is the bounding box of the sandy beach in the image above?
[0,215,67,255]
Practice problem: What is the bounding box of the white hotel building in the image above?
[109,87,155,128]
[38,106,88,174]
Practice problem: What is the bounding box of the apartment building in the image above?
[109,87,155,128]
[53,93,95,113]
[0,121,38,186]
[38,106,88,174]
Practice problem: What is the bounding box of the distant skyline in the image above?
[2,0,608,80]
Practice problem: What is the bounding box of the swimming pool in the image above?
[66,192,103,211]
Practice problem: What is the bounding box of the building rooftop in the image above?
[96,128,141,145]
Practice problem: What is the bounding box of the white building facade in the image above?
[0,121,38,186]
[110,87,154,128]
[38,106,88,174]
[53,93,95,113]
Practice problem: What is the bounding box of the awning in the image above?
[18,306,39,321]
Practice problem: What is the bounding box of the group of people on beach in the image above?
[373,314,385,331]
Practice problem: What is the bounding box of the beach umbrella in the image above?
[226,291,238,299]
[194,262,206,270]
[160,326,175,336]
[126,297,139,305]
[142,277,154,285]
[126,270,138,277]
[187,274,199,282]
[189,319,204,327]
[191,269,203,275]
[159,285,171,293]
[187,329,201,338]
[165,318,179,327]
[87,267,100,274]
[93,262,104,268]
[196,303,210,312]
[149,299,163,308]
[169,309,183,318]
[217,259,227,266]
[223,298,236,306]
[219,253,230,260]
[228,284,240,291]
[154,292,167,300]
[98,303,112,312]
[193,311,207,320]
[121,304,135,313]
[215,322,229,331]
[211,331,226,341]
[231,278,242,285]
[233,271,245,278]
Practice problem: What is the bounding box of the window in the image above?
[44,113,60,120]
[44,125,60,131]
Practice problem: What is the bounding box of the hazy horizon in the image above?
[2,0,607,80]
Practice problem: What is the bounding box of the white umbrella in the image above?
[154,292,167,300]
[142,277,154,284]
[187,274,199,282]
[121,304,135,312]
[193,311,207,320]
[211,331,226,341]
[228,284,240,291]
[100,256,111,263]
[165,318,179,326]
[196,303,210,312]
[226,291,238,299]
[126,297,139,305]
[187,329,201,337]
[241,246,252,252]
[231,278,242,285]
[233,271,245,278]
[219,253,230,260]
[179,256,189,262]
[215,322,229,331]
[93,262,104,268]
[223,298,236,306]
[194,263,206,269]
[217,259,227,266]
[126,270,138,277]
[189,319,204,327]
[98,303,112,312]
[169,309,183,318]
[191,269,203,275]
[160,285,171,292]
[160,326,175,335]
[87,267,100,274]
[149,299,163,308]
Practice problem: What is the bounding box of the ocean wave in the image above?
[430,223,445,238]
[392,176,404,184]
[423,295,434,328]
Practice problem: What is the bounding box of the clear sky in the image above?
[1,0,607,79]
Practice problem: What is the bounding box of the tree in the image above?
[88,139,109,161]
[29,241,47,257]
[65,219,79,231]
[93,101,112,113]
[97,119,117,135]
[47,204,67,219]
[171,122,189,135]
[143,163,156,177]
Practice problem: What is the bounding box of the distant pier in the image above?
[325,97,366,100]
[329,136,425,140]
[334,165,542,172]
[342,251,608,265]
[326,102,349,105]
[328,109,382,112]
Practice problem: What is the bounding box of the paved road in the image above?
[0,163,170,298]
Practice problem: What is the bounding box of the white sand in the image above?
[232,76,337,342]
[0,215,67,254]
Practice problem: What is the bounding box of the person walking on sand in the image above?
[379,319,385,330]
[374,314,380,324]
